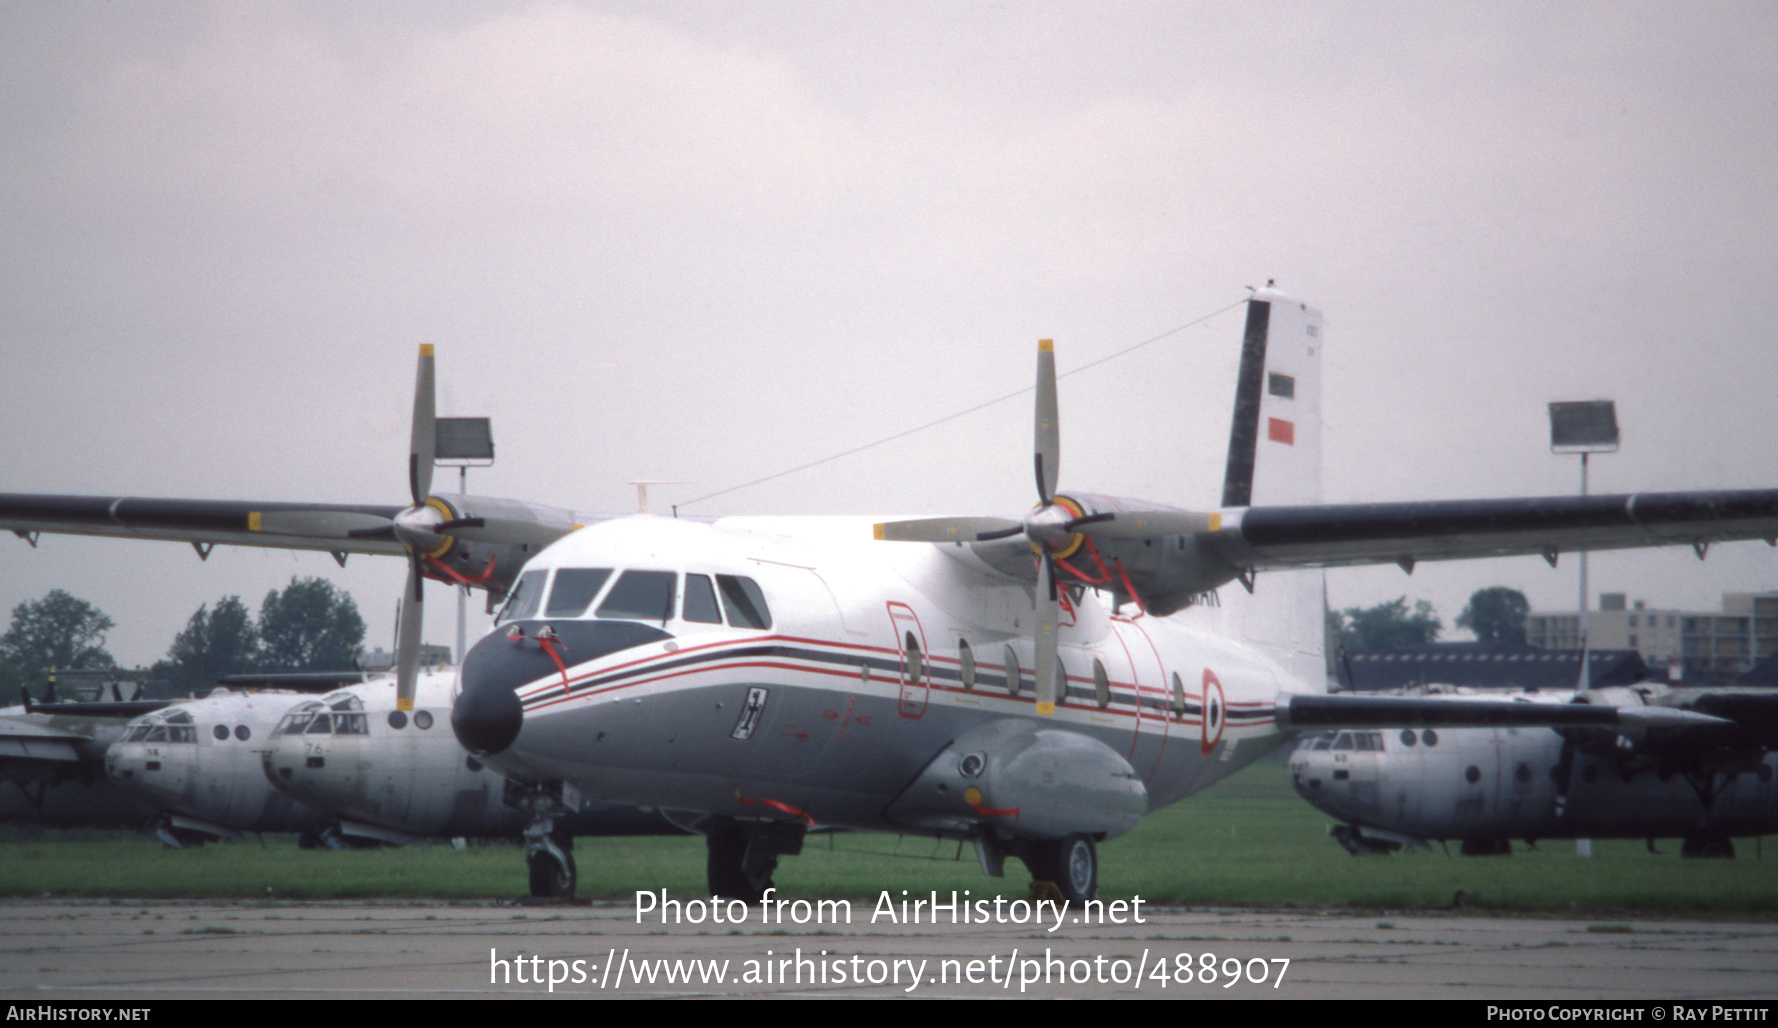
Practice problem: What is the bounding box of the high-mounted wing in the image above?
[1213,490,1778,572]
[1276,692,1728,732]
[0,494,408,555]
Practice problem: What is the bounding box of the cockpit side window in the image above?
[683,574,723,624]
[596,571,677,623]
[305,713,334,735]
[716,575,772,630]
[546,569,612,618]
[1331,732,1354,751]
[123,724,151,743]
[497,570,549,623]
[1311,733,1335,751]
[334,713,368,736]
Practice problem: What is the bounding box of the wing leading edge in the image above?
[1215,488,1778,571]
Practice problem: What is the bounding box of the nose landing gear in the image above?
[505,779,582,898]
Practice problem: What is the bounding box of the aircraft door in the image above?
[1111,618,1170,782]
[887,602,929,719]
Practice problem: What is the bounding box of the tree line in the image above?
[0,577,365,701]
[1328,586,1531,654]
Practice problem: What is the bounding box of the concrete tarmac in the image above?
[1,899,1774,1000]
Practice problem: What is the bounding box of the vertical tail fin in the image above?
[1217,288,1328,689]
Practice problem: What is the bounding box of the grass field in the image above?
[3,759,1774,916]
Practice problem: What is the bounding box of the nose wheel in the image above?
[526,831,577,897]
[1019,833,1098,903]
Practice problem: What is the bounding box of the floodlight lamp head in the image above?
[1549,400,1619,454]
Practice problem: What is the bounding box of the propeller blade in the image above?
[873,516,1022,542]
[1035,552,1060,715]
[396,553,424,712]
[1553,736,1577,819]
[1034,339,1058,505]
[254,510,398,539]
[345,524,399,540]
[1073,509,1220,539]
[410,344,436,506]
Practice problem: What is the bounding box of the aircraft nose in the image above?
[452,631,526,755]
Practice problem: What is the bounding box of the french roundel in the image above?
[1200,668,1226,756]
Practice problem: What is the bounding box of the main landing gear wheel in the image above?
[707,824,777,903]
[1023,834,1097,904]
[1681,831,1735,858]
[527,833,576,898]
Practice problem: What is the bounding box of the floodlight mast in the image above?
[1548,401,1620,692]
[435,417,496,665]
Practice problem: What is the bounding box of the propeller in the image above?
[392,345,437,713]
[874,340,1218,715]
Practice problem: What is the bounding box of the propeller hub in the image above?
[1024,496,1086,557]
[392,500,450,556]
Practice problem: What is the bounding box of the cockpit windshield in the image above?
[596,571,677,622]
[276,702,324,736]
[547,569,611,618]
[496,570,548,624]
[124,709,197,744]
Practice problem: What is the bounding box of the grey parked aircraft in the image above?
[5,288,1778,900]
[1292,684,1778,857]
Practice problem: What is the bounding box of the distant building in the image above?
[1527,591,1778,683]
[360,645,454,671]
[1336,642,1649,692]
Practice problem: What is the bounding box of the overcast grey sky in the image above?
[3,2,1776,667]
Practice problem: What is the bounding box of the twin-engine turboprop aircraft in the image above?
[6,287,1778,900]
[102,670,681,862]
[1293,684,1778,858]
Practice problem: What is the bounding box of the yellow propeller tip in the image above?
[419,344,435,357]
[247,511,262,532]
[872,524,885,540]
[396,698,414,712]
[1038,339,1054,352]
[1035,702,1056,716]
[1208,513,1222,532]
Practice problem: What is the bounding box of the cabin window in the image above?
[387,711,407,730]
[546,568,612,618]
[958,639,976,690]
[597,570,678,622]
[1267,372,1295,399]
[1464,765,1481,784]
[683,574,723,624]
[1400,729,1417,746]
[716,575,772,629]
[1092,660,1111,710]
[1003,646,1021,698]
[1421,730,1438,747]
[234,725,250,741]
[498,570,548,623]
[213,725,229,741]
[414,710,434,730]
[904,632,924,686]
